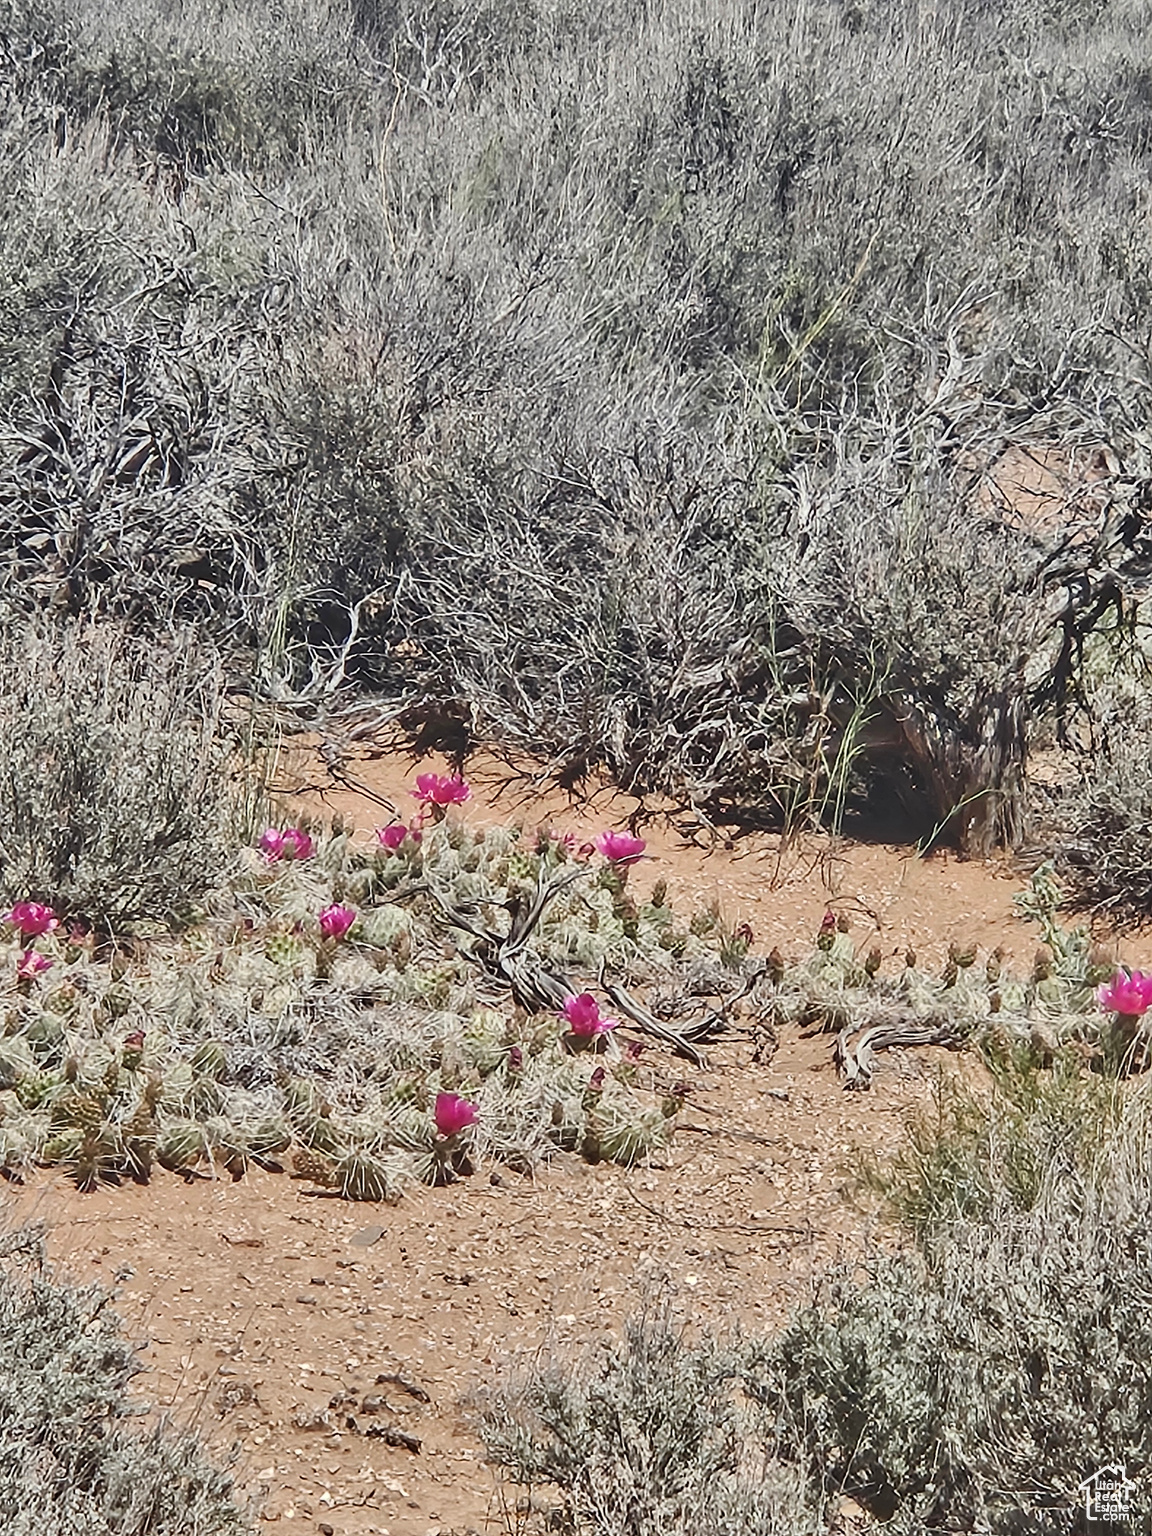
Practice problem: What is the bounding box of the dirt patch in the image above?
[270,739,1052,969]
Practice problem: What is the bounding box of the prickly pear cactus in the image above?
[0,811,755,1201]
[156,1119,208,1172]
[335,1146,403,1203]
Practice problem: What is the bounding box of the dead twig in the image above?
[597,965,711,1068]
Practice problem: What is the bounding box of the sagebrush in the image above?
[483,1058,1152,1536]
[0,621,236,928]
[2,0,1152,851]
[0,1227,249,1535]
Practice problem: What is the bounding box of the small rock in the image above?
[374,1372,430,1402]
[293,1409,332,1432]
[364,1423,421,1452]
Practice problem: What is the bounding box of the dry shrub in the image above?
[1040,673,1152,919]
[3,0,1152,846]
[0,1227,249,1535]
[762,1081,1152,1533]
[0,620,235,928]
[484,1053,1152,1536]
[478,1298,823,1536]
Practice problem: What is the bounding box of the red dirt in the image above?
[1,744,1135,1536]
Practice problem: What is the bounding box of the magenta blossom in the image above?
[16,949,52,979]
[562,992,619,1038]
[593,830,646,866]
[259,827,314,862]
[5,901,58,938]
[434,1091,478,1138]
[377,822,410,852]
[413,773,471,807]
[318,903,357,941]
[1097,970,1152,1018]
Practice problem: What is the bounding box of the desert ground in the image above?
[3,744,1110,1536]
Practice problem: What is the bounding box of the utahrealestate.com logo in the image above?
[1078,1466,1140,1524]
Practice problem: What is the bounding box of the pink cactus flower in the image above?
[259,827,313,861]
[377,822,409,852]
[413,773,471,807]
[16,949,52,979]
[593,830,646,866]
[561,992,619,1038]
[5,901,58,938]
[318,903,357,941]
[434,1092,478,1138]
[1097,970,1152,1017]
[258,828,284,859]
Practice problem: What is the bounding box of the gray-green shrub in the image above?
[484,1062,1152,1535]
[0,621,236,928]
[478,1299,825,1536]
[0,1227,249,1535]
[758,1118,1152,1532]
[3,0,1152,850]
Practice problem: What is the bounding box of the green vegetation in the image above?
[481,1033,1152,1536]
[0,621,236,930]
[0,796,736,1196]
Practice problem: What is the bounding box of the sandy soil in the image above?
[1,743,1132,1536]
